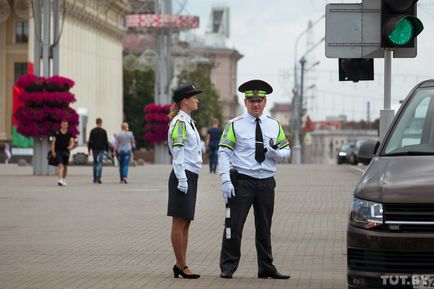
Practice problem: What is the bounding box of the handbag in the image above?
[47,152,58,166]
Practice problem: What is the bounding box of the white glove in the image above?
[177,179,188,194]
[266,145,281,161]
[222,181,235,203]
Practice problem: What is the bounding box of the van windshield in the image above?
[383,87,434,156]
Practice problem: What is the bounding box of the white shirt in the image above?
[219,113,291,182]
[168,110,202,179]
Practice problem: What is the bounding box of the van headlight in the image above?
[350,197,383,229]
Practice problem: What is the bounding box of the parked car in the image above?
[347,79,434,289]
[337,142,355,164]
[347,139,378,165]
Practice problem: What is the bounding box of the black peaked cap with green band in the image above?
[238,79,273,99]
[173,84,202,103]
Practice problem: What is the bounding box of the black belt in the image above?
[237,173,273,182]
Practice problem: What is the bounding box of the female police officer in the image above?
[167,84,202,279]
[218,79,291,279]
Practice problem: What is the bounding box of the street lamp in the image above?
[292,15,324,165]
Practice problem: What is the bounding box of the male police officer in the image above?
[218,79,291,279]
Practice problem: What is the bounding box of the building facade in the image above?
[0,0,130,147]
[190,45,242,122]
[0,3,28,143]
[270,102,292,129]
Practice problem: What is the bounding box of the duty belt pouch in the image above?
[229,169,238,191]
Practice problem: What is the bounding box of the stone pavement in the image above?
[0,164,363,289]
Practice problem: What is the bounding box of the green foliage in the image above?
[177,65,223,134]
[123,69,155,149]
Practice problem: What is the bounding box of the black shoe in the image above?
[258,271,290,279]
[93,179,97,183]
[220,270,233,279]
[173,265,200,279]
[97,180,102,184]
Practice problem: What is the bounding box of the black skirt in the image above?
[167,169,199,220]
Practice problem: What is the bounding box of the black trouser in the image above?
[220,174,277,274]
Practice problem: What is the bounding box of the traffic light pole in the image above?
[379,48,395,140]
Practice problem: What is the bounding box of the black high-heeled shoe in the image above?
[173,265,200,279]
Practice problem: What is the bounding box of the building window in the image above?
[212,10,224,33]
[14,63,27,82]
[15,21,29,43]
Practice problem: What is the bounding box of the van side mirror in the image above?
[357,140,380,165]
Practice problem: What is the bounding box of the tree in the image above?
[177,64,222,134]
[123,69,155,149]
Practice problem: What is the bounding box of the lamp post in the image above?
[32,0,61,175]
[291,15,323,164]
[292,57,306,164]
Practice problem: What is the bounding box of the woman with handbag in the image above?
[51,119,74,186]
[167,84,202,279]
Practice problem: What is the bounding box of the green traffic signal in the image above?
[389,18,414,46]
[381,0,424,48]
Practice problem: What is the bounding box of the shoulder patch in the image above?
[179,115,185,122]
[229,115,244,123]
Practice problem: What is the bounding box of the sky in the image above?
[180,0,434,122]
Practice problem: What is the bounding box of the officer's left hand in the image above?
[177,179,188,194]
[222,181,235,204]
[266,145,280,161]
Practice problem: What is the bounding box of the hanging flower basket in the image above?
[143,103,171,145]
[14,74,79,138]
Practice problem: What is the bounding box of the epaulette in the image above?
[179,115,185,122]
[229,115,244,123]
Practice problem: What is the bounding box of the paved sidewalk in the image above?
[0,164,362,289]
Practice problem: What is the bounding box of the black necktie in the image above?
[255,118,265,163]
[189,120,195,131]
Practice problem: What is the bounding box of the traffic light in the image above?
[381,0,423,48]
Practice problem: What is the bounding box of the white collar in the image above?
[179,110,192,122]
[245,113,266,124]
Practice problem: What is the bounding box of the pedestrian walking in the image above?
[51,120,75,186]
[88,117,109,184]
[3,142,11,164]
[113,122,135,184]
[205,118,223,173]
[167,84,202,279]
[109,133,118,166]
[218,79,291,279]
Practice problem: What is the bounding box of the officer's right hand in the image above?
[222,181,235,203]
[177,179,188,194]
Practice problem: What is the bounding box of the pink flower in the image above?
[14,74,79,138]
[46,75,75,91]
[16,74,46,92]
[143,103,171,144]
